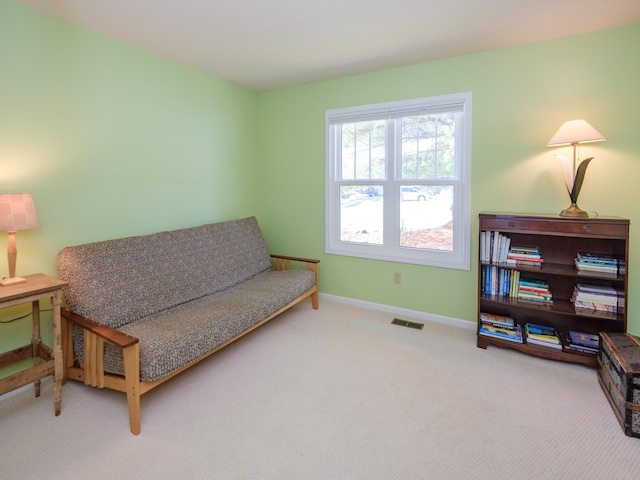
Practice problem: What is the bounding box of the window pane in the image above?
[341,120,386,180]
[340,185,383,245]
[326,92,471,269]
[399,186,453,251]
[401,113,455,180]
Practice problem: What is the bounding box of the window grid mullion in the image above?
[386,118,400,249]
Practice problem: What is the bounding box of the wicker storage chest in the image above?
[597,332,640,438]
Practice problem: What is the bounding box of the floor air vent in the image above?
[391,318,424,330]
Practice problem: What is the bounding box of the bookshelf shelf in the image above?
[477,212,629,367]
[481,260,625,280]
[481,294,623,321]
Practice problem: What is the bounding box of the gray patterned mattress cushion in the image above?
[72,269,317,381]
[57,217,272,329]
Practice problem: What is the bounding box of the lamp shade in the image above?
[547,119,606,147]
[0,194,40,232]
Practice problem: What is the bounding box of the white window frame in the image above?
[325,92,472,270]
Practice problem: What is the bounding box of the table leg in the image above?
[31,300,41,397]
[52,290,63,416]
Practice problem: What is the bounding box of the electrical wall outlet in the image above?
[394,272,401,284]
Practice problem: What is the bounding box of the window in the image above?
[325,92,472,270]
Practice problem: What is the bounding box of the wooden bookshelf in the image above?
[477,213,629,367]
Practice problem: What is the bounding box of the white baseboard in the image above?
[319,293,476,331]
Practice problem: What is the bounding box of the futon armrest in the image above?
[61,308,139,349]
[270,254,319,263]
[270,254,320,271]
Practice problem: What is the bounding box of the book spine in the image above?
[573,293,618,305]
[573,300,617,313]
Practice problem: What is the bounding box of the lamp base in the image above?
[0,276,27,287]
[559,203,589,218]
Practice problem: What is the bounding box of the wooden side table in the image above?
[0,273,68,415]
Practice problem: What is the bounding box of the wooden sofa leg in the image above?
[122,343,141,435]
[61,315,73,384]
[307,262,319,310]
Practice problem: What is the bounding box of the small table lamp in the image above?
[0,194,40,287]
[546,119,606,217]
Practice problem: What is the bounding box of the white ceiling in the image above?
[17,0,640,92]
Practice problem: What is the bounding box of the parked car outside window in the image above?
[401,186,427,201]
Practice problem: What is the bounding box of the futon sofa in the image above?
[57,217,319,434]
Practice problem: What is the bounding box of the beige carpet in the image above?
[1,298,640,479]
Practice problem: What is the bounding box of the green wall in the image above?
[258,24,640,334]
[0,1,259,374]
[1,0,639,382]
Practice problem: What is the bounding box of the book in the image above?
[508,251,542,259]
[525,323,560,345]
[519,278,550,289]
[519,284,551,294]
[482,231,512,264]
[573,300,618,314]
[576,261,618,271]
[480,322,520,335]
[481,230,491,263]
[526,336,562,349]
[577,252,619,265]
[479,312,515,327]
[507,256,543,265]
[526,323,557,335]
[573,294,618,307]
[575,283,617,295]
[576,268,618,278]
[563,331,599,354]
[564,343,598,354]
[508,260,543,268]
[510,245,540,254]
[506,245,543,266]
[573,289,618,304]
[575,259,618,274]
[517,294,553,305]
[510,270,520,298]
[479,324,523,343]
[519,294,552,304]
[567,331,599,349]
[518,291,552,301]
[517,279,552,304]
[572,284,620,312]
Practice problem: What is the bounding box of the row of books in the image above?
[478,313,522,342]
[480,231,545,266]
[478,314,600,353]
[481,266,553,304]
[480,231,511,264]
[572,283,624,314]
[525,324,600,353]
[526,324,601,353]
[525,323,561,349]
[575,251,620,276]
[517,278,552,305]
[506,245,543,267]
[481,265,520,297]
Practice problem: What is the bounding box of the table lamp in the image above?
[0,193,40,286]
[546,119,606,217]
